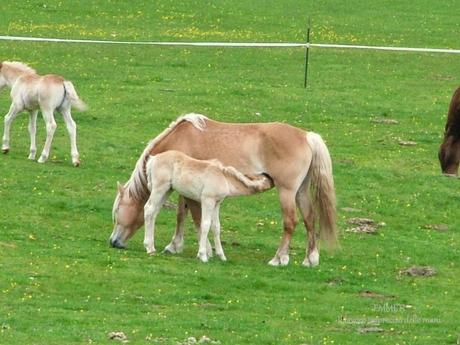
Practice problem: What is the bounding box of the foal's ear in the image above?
[117,182,125,196]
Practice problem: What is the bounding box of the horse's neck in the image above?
[2,69,22,86]
[2,67,34,86]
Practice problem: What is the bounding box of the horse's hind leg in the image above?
[38,108,57,163]
[60,106,80,166]
[296,177,319,267]
[163,195,187,254]
[2,102,22,153]
[27,110,38,160]
[211,202,226,261]
[188,198,213,258]
[268,188,297,266]
[197,198,216,263]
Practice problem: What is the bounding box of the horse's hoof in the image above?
[73,160,80,167]
[268,257,280,266]
[197,253,209,263]
[2,148,9,154]
[268,254,289,266]
[163,243,180,254]
[37,155,47,164]
[302,249,319,268]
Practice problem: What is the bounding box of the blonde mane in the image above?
[2,61,37,75]
[125,113,208,202]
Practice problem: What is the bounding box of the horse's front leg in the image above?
[197,199,215,263]
[38,109,57,163]
[2,102,22,153]
[27,110,38,160]
[163,195,187,254]
[143,188,171,255]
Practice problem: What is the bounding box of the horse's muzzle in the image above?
[109,237,126,249]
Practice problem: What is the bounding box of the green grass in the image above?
[1,1,459,344]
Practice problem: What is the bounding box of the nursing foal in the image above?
[0,61,86,166]
[142,150,273,262]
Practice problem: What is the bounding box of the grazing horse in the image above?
[110,113,336,267]
[142,150,273,262]
[0,61,86,166]
[439,86,460,176]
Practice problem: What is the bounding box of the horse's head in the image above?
[439,137,460,176]
[109,182,145,249]
[0,62,6,91]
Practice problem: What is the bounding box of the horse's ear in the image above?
[117,182,125,196]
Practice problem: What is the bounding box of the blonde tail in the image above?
[63,80,87,111]
[306,132,337,247]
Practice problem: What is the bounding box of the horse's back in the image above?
[149,118,312,190]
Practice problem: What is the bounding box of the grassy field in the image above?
[1,1,459,344]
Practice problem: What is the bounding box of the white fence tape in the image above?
[311,43,460,54]
[1,35,460,54]
[0,35,305,48]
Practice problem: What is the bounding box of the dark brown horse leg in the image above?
[269,189,298,266]
[163,195,188,253]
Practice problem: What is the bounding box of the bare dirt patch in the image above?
[346,218,383,234]
[399,266,437,277]
[359,290,395,299]
[423,224,448,232]
[371,118,399,125]
[398,140,417,146]
[108,331,128,343]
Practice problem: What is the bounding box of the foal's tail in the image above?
[63,80,87,111]
[306,132,337,247]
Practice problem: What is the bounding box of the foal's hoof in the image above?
[2,148,9,154]
[163,243,183,254]
[146,249,156,256]
[73,160,80,167]
[197,253,209,263]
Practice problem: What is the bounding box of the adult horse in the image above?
[439,86,460,176]
[110,113,336,267]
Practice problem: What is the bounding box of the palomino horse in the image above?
[110,113,336,267]
[0,61,86,166]
[439,86,460,176]
[142,150,273,262]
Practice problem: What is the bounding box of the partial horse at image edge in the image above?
[0,61,86,166]
[439,86,460,176]
[110,113,337,267]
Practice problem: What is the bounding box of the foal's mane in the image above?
[2,61,36,75]
[444,86,460,140]
[124,113,208,202]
